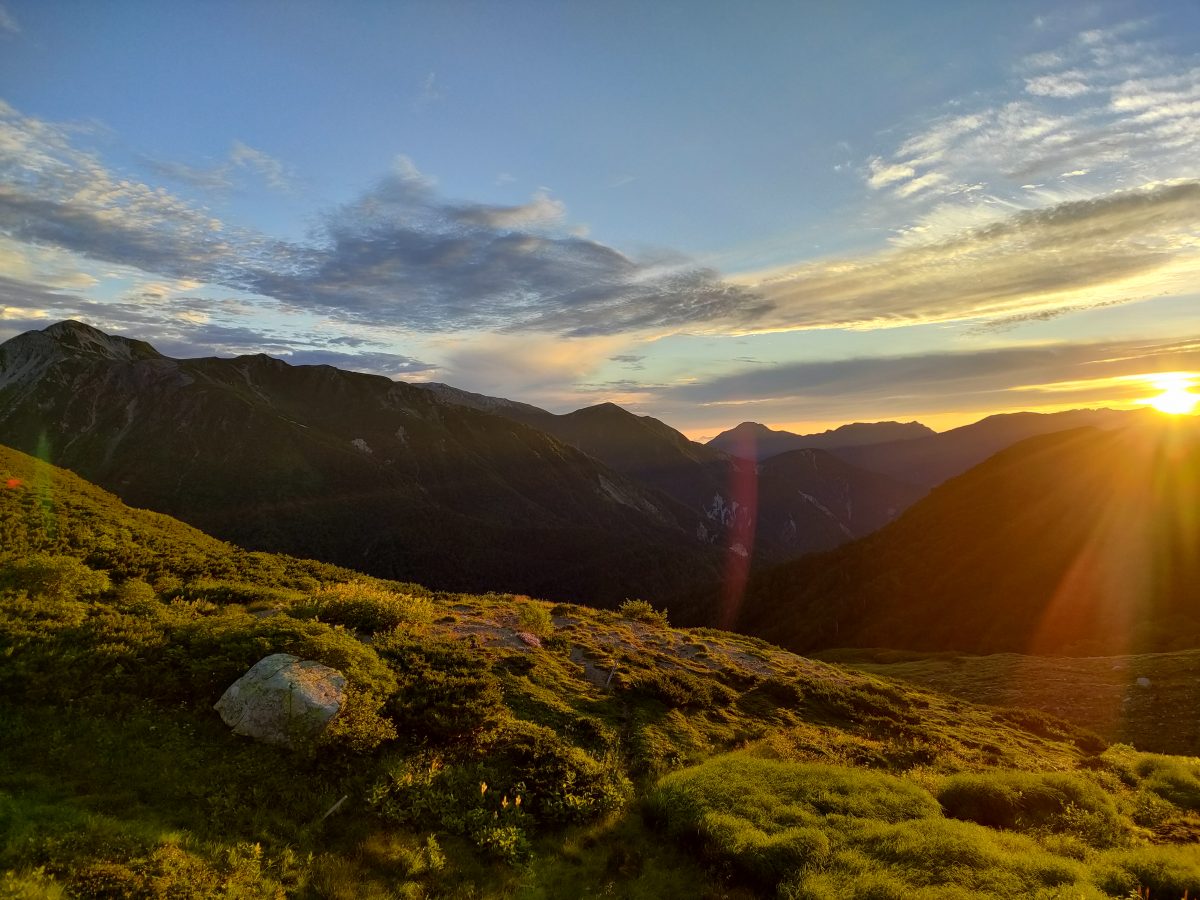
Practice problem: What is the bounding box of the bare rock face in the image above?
[214,653,346,749]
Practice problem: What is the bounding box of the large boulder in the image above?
[214,653,346,748]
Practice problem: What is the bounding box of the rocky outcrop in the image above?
[214,653,346,748]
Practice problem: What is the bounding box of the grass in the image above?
[819,648,1200,757]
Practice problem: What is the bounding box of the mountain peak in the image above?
[38,320,162,362]
[707,419,933,461]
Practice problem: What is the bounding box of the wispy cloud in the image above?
[663,335,1200,420]
[739,180,1200,332]
[143,139,293,192]
[0,3,19,36]
[414,71,444,110]
[864,21,1200,205]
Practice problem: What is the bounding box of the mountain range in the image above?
[0,321,920,616]
[733,421,1200,655]
[416,385,926,564]
[707,419,934,460]
[1,320,1182,652]
[0,321,723,612]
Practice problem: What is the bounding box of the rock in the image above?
[1136,676,1152,688]
[214,653,346,748]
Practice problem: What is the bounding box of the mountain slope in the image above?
[707,419,934,461]
[830,408,1147,487]
[0,321,721,612]
[735,421,1200,655]
[417,390,926,563]
[4,441,1200,899]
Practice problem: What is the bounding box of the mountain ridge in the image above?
[0,321,725,613]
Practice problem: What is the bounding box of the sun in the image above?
[1147,374,1199,416]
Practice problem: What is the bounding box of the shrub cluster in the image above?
[295,581,434,633]
[617,598,669,627]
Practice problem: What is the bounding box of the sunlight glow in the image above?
[1146,373,1199,416]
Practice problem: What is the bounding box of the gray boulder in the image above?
[215,653,346,748]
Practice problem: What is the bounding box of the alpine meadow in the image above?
[3,2,1200,898]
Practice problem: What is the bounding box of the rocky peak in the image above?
[39,320,162,362]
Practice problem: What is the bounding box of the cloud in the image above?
[866,22,1200,202]
[0,103,764,338]
[867,159,916,189]
[663,335,1200,420]
[437,333,627,407]
[609,353,645,368]
[1025,71,1093,98]
[0,3,19,35]
[143,140,293,192]
[414,71,444,110]
[0,273,434,376]
[229,140,292,190]
[738,180,1200,332]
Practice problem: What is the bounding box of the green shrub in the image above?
[374,633,504,741]
[515,600,553,637]
[616,667,735,709]
[320,687,398,754]
[177,578,304,608]
[1,553,111,603]
[372,721,628,861]
[617,598,669,627]
[294,582,434,633]
[113,578,158,614]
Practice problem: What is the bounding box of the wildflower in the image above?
[514,795,522,808]
[480,781,488,796]
[502,796,509,809]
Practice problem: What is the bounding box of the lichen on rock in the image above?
[214,653,347,749]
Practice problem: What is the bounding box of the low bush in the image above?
[617,598,669,627]
[1,553,111,603]
[616,667,735,710]
[516,600,553,637]
[294,581,434,633]
[374,633,504,741]
[372,721,629,861]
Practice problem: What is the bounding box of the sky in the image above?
[2,0,1199,439]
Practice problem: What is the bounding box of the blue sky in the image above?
[2,0,1200,437]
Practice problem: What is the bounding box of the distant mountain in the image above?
[829,409,1147,487]
[734,421,1200,655]
[418,390,926,567]
[0,321,725,613]
[707,420,934,461]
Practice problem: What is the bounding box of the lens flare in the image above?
[1146,374,1199,416]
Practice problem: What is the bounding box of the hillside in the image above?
[820,648,1200,757]
[734,422,1200,656]
[706,419,934,461]
[0,321,723,613]
[4,443,1200,898]
[419,391,926,564]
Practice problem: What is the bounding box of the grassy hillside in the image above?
[3,444,1200,898]
[819,648,1200,757]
